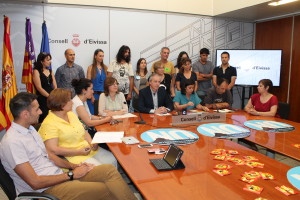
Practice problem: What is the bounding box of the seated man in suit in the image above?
[204,78,233,109]
[139,73,173,114]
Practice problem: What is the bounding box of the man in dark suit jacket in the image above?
[139,73,173,114]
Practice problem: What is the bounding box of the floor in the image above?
[1,146,299,199]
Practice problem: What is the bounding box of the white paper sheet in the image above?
[91,131,124,143]
[112,113,137,119]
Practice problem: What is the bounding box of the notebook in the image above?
[150,144,185,171]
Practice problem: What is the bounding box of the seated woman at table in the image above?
[71,78,112,136]
[98,77,128,116]
[175,58,198,92]
[38,88,117,167]
[244,79,278,117]
[173,79,209,111]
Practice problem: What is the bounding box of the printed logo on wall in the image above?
[72,34,81,47]
[197,123,250,138]
[287,166,300,190]
[244,120,294,132]
[141,129,199,145]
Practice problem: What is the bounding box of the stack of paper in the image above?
[91,131,124,143]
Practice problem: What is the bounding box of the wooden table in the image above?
[226,110,300,161]
[95,113,299,200]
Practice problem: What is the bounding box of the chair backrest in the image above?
[278,102,290,120]
[0,159,16,200]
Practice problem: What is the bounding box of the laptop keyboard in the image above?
[151,159,172,170]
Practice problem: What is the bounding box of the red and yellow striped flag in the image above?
[22,18,36,93]
[0,99,7,130]
[2,16,18,129]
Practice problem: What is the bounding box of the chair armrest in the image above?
[17,192,59,200]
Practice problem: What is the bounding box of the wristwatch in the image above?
[67,171,74,181]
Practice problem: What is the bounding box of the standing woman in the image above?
[245,79,278,117]
[86,49,107,115]
[175,58,198,92]
[33,52,57,123]
[131,58,150,110]
[175,51,189,74]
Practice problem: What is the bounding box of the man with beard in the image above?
[108,45,134,105]
[192,48,214,98]
[204,78,233,109]
[212,51,237,91]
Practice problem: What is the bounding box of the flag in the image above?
[22,18,36,93]
[40,21,51,69]
[40,21,50,53]
[2,16,18,129]
[0,100,7,130]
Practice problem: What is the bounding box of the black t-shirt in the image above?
[203,88,233,105]
[213,66,237,84]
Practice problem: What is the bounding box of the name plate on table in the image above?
[172,113,226,125]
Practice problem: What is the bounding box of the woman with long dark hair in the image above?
[33,52,57,122]
[86,49,107,115]
[131,58,150,110]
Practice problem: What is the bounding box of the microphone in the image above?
[133,107,146,124]
[214,103,219,112]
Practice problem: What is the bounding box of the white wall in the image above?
[0,2,254,108]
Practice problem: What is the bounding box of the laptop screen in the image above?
[164,144,182,167]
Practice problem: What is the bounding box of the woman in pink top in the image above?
[244,79,278,117]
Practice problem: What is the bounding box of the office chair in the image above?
[278,102,290,120]
[0,158,59,200]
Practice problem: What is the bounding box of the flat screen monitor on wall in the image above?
[215,49,282,86]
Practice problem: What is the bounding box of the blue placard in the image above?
[287,167,300,190]
[197,123,250,138]
[141,129,199,143]
[244,120,294,132]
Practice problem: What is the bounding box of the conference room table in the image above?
[95,111,299,200]
[226,110,300,161]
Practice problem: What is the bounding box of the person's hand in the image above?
[91,143,98,151]
[154,107,165,114]
[78,147,91,156]
[126,94,132,101]
[103,116,113,123]
[91,95,95,104]
[69,162,80,170]
[202,106,209,112]
[187,102,194,107]
[73,163,95,179]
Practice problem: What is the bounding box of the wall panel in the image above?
[289,16,300,121]
[255,18,293,104]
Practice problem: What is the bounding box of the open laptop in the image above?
[150,144,185,171]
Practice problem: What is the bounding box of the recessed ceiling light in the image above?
[269,0,298,6]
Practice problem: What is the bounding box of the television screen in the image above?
[215,49,282,86]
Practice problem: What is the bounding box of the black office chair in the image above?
[0,158,59,200]
[278,102,290,120]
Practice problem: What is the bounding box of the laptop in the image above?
[150,144,185,171]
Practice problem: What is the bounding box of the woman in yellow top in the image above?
[39,88,117,167]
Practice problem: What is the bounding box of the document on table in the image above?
[112,113,137,119]
[155,113,171,116]
[91,131,124,143]
[213,109,233,113]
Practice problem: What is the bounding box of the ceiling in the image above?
[4,0,300,22]
[215,1,300,22]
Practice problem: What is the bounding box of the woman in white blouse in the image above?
[71,78,112,127]
[98,77,128,116]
